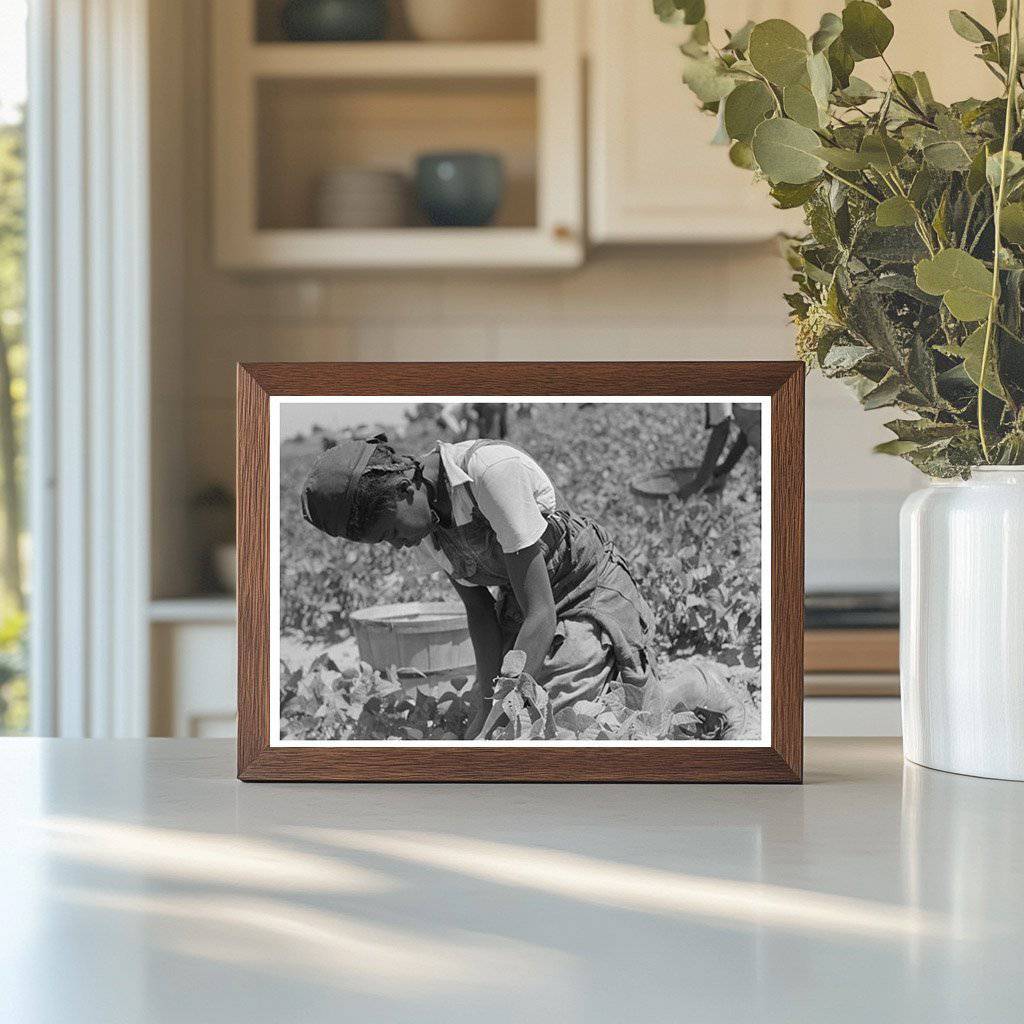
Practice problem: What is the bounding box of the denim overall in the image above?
[427,441,658,706]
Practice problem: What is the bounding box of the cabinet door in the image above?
[588,1,815,243]
[588,1,1003,245]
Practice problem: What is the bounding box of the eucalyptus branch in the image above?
[979,0,1021,462]
[981,59,1009,87]
[750,68,783,116]
[822,167,880,203]
[880,54,930,120]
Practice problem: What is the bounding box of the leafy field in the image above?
[278,403,763,741]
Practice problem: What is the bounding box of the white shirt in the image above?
[416,441,557,583]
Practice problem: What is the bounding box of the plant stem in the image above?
[881,54,930,120]
[979,0,1021,462]
[873,167,937,254]
[751,69,783,116]
[821,167,879,203]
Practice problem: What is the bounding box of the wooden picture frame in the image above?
[237,362,804,782]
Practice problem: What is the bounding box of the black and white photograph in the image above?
[271,397,770,745]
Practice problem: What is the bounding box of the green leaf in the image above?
[932,189,950,246]
[875,196,918,228]
[783,83,822,128]
[923,141,973,171]
[986,150,1024,190]
[680,0,705,26]
[693,19,711,44]
[909,165,936,205]
[815,145,872,170]
[913,71,935,105]
[948,10,993,44]
[770,179,820,208]
[908,334,941,403]
[885,418,963,443]
[724,20,755,53]
[892,72,919,103]
[748,19,810,87]
[836,75,877,104]
[874,439,921,456]
[993,1,1008,24]
[915,249,994,321]
[752,117,826,184]
[862,374,902,409]
[860,132,905,172]
[682,0,705,25]
[810,12,843,54]
[967,143,992,194]
[723,81,775,143]
[856,225,929,263]
[846,283,909,371]
[1000,202,1024,242]
[653,0,677,23]
[807,51,833,111]
[959,325,1007,398]
[728,140,757,169]
[654,0,705,25]
[681,55,736,103]
[842,1,895,60]
[827,35,855,89]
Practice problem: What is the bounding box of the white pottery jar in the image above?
[900,467,1024,780]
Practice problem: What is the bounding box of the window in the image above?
[0,0,28,734]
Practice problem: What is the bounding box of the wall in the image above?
[152,0,919,598]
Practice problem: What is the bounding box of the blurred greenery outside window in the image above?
[0,1,28,734]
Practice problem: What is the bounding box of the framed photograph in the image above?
[237,362,804,782]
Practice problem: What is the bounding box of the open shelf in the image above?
[257,76,537,232]
[221,227,578,269]
[213,0,581,268]
[249,42,544,77]
[254,0,538,45]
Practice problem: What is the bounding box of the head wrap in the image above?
[300,433,388,538]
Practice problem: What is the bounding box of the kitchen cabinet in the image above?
[150,600,236,738]
[587,0,998,244]
[587,1,812,243]
[211,0,583,269]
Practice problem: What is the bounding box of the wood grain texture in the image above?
[236,366,270,777]
[236,361,805,783]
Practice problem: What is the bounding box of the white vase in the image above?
[900,467,1024,781]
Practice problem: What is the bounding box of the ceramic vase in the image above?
[900,467,1024,781]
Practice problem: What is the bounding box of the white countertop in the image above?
[1,738,1021,1023]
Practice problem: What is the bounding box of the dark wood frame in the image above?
[237,362,804,782]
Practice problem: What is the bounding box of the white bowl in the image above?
[314,168,410,228]
[404,0,534,42]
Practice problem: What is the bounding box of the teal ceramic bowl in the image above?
[280,0,388,42]
[415,152,505,228]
